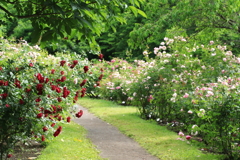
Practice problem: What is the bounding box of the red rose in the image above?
[1,93,8,99]
[43,126,48,132]
[61,76,66,82]
[51,123,56,127]
[81,88,87,94]
[60,71,64,75]
[7,154,12,158]
[99,53,104,59]
[83,66,89,73]
[5,104,10,108]
[45,78,49,83]
[25,88,32,93]
[37,113,43,118]
[0,80,3,86]
[80,79,87,87]
[19,99,24,104]
[67,116,71,123]
[29,63,34,67]
[51,105,57,113]
[98,74,103,80]
[60,60,66,66]
[51,69,55,74]
[35,97,41,102]
[75,110,83,118]
[14,79,22,88]
[57,97,62,102]
[36,84,44,92]
[62,87,70,98]
[53,126,62,137]
[36,73,45,83]
[41,135,45,141]
[58,116,62,121]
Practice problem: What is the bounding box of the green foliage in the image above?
[0,0,146,45]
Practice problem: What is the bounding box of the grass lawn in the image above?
[37,122,105,160]
[77,97,226,160]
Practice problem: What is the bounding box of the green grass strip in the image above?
[78,97,226,160]
[37,122,105,160]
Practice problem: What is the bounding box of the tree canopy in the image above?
[0,0,146,44]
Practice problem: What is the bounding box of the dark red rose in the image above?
[83,66,89,73]
[80,79,87,87]
[58,116,62,121]
[4,81,8,86]
[25,88,32,93]
[45,78,49,83]
[60,71,64,75]
[14,79,22,88]
[53,126,62,137]
[67,116,71,123]
[81,88,87,94]
[57,97,62,102]
[7,154,12,158]
[36,84,44,95]
[51,123,56,127]
[19,99,24,104]
[43,126,48,132]
[62,87,70,98]
[51,69,55,74]
[44,109,52,114]
[51,85,57,91]
[0,80,3,86]
[35,97,41,102]
[99,53,104,59]
[60,60,66,66]
[61,76,66,82]
[37,113,43,118]
[81,93,85,97]
[75,110,83,118]
[1,93,8,99]
[98,74,103,80]
[73,60,78,65]
[36,73,45,83]
[51,105,57,113]
[41,135,45,141]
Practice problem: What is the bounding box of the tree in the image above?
[128,0,240,55]
[0,0,146,45]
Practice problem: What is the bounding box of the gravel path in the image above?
[73,105,160,160]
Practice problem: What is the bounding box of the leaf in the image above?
[129,6,138,17]
[137,9,147,18]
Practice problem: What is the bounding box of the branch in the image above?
[0,5,14,16]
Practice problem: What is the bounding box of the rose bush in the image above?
[0,39,102,159]
[95,37,240,159]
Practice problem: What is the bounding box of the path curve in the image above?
[73,105,160,160]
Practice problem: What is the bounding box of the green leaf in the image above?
[129,6,138,17]
[137,9,147,18]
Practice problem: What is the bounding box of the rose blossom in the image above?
[186,135,191,140]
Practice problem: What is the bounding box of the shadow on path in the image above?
[73,104,160,160]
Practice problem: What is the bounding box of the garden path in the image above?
[73,104,160,160]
